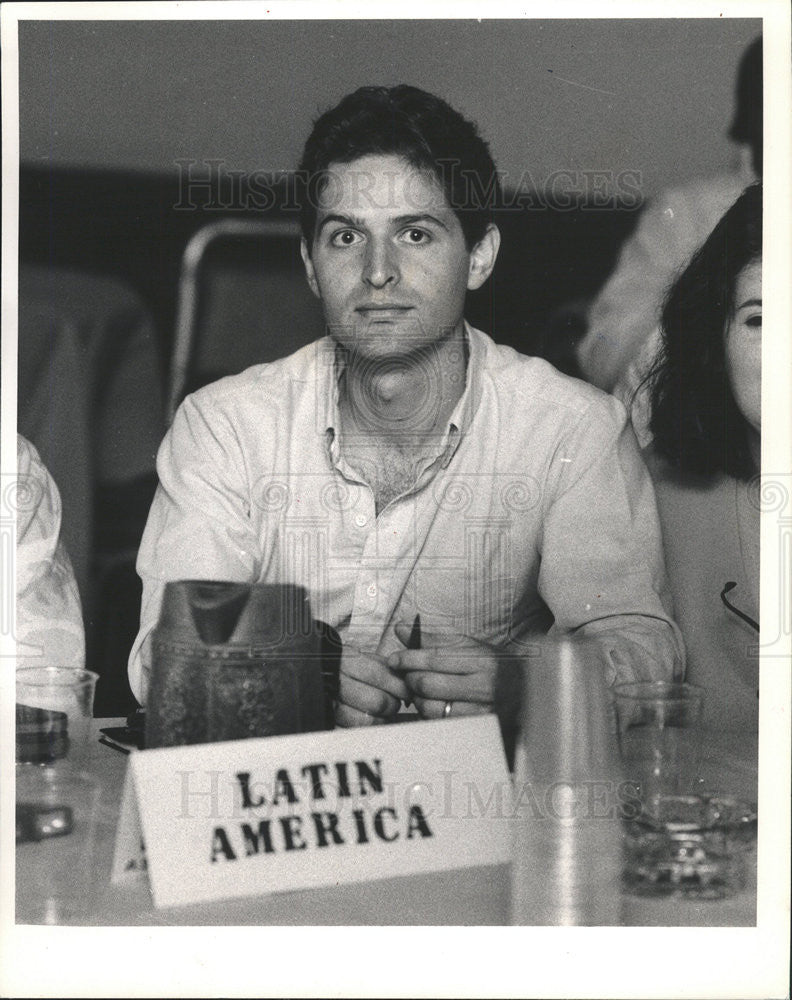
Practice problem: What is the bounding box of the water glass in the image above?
[16,667,98,761]
[613,681,704,813]
[612,680,753,898]
[620,792,756,899]
[16,764,102,924]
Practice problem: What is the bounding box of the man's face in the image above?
[301,154,496,360]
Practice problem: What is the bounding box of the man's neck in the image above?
[338,326,468,441]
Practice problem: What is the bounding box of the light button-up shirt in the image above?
[129,326,682,703]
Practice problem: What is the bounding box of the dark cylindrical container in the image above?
[145,581,327,748]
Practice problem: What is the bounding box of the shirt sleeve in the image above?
[576,192,690,393]
[15,436,85,670]
[536,397,684,686]
[127,393,262,703]
[576,173,748,396]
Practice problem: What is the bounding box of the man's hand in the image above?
[335,644,411,728]
[388,624,500,720]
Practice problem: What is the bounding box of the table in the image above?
[15,720,757,926]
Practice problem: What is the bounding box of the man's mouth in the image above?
[355,303,413,323]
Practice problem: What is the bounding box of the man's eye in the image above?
[399,228,431,245]
[745,314,762,329]
[330,230,363,247]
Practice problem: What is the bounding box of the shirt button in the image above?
[366,583,377,598]
[355,513,368,527]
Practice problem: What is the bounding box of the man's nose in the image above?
[362,239,399,288]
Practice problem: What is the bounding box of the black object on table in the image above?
[16,703,70,763]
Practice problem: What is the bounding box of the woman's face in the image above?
[725,258,762,445]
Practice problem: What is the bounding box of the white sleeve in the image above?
[127,394,262,703]
[576,193,689,393]
[535,398,684,686]
[15,436,85,670]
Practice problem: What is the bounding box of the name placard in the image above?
[112,716,512,908]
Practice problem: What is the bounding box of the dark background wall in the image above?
[20,18,758,196]
[17,17,761,370]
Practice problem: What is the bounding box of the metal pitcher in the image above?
[145,581,327,748]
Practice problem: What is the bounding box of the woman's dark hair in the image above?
[648,182,762,480]
[297,85,501,251]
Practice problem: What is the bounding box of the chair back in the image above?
[167,219,325,422]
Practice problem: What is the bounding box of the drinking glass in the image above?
[613,681,754,898]
[16,765,101,924]
[15,668,101,923]
[613,680,704,813]
[16,667,98,760]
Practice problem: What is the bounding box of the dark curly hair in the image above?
[648,182,762,480]
[297,85,501,251]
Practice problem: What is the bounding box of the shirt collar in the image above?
[320,322,485,461]
[446,321,484,437]
[314,338,341,463]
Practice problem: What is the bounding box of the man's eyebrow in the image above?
[316,212,451,234]
[316,214,363,233]
[393,213,450,231]
[737,298,762,308]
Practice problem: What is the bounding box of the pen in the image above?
[407,613,421,650]
[98,736,131,756]
[403,613,421,709]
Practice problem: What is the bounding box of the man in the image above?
[129,85,681,724]
[576,36,761,444]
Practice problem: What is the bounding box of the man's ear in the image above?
[300,237,321,299]
[467,223,501,291]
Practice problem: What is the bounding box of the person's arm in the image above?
[536,394,684,685]
[127,393,261,704]
[576,193,687,393]
[390,392,682,719]
[15,436,85,669]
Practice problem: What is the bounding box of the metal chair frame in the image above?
[166,217,302,423]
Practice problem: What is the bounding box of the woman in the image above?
[646,182,761,735]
